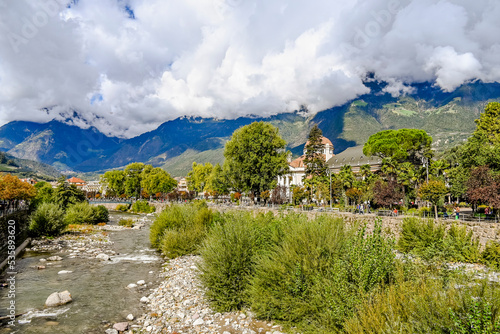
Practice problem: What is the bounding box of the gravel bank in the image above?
[137,255,285,334]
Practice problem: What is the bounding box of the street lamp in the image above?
[328,168,332,209]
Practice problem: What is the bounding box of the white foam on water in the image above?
[109,251,161,264]
[18,307,70,324]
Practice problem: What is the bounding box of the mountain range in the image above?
[1,81,499,177]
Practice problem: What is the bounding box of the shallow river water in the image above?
[0,212,163,333]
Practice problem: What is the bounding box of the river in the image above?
[0,212,163,333]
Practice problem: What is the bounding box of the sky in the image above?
[0,0,499,138]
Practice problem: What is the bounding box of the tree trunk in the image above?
[434,204,438,219]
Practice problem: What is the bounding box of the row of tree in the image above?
[100,163,177,199]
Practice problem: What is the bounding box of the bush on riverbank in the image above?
[116,204,130,212]
[118,218,135,227]
[131,200,155,213]
[199,211,282,311]
[344,275,500,333]
[29,202,67,237]
[199,213,396,332]
[64,202,110,225]
[150,202,216,258]
[397,218,480,263]
[481,241,500,270]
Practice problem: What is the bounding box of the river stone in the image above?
[137,280,145,285]
[58,270,73,274]
[113,322,129,332]
[37,266,46,270]
[127,283,137,289]
[126,314,134,321]
[47,256,63,261]
[193,318,204,326]
[105,329,118,334]
[96,253,110,261]
[45,291,72,307]
[140,296,149,303]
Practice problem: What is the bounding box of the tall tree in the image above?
[53,177,85,209]
[363,129,433,165]
[204,163,228,197]
[466,166,500,210]
[418,180,448,219]
[473,102,500,145]
[141,167,177,196]
[223,121,288,199]
[303,124,328,179]
[124,162,146,198]
[100,170,126,197]
[187,162,213,193]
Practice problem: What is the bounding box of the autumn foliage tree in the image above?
[373,180,402,208]
[0,174,36,208]
[466,166,500,211]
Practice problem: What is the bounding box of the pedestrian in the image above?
[455,206,460,220]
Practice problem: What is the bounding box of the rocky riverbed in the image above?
[136,255,285,334]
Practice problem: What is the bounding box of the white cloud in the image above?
[0,0,499,137]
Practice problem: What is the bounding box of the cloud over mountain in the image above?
[0,0,499,137]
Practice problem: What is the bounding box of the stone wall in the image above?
[211,206,500,248]
[0,210,30,261]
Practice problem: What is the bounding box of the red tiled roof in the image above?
[67,177,86,184]
[290,156,306,168]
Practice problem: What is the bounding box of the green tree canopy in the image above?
[205,163,228,196]
[418,180,448,219]
[187,162,213,193]
[223,121,288,197]
[363,129,433,165]
[141,167,177,196]
[100,170,126,196]
[124,162,146,198]
[473,102,500,145]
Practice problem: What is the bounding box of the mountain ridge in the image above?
[2,81,500,176]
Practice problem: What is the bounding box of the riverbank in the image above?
[137,255,285,334]
[0,213,163,334]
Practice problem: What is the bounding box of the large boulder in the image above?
[45,291,72,307]
[96,253,110,261]
[113,322,129,332]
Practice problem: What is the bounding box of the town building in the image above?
[82,180,101,193]
[278,139,383,199]
[174,177,188,193]
[19,178,37,185]
[66,177,86,189]
[328,146,383,174]
[277,136,334,190]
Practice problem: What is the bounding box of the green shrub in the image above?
[149,203,216,257]
[249,219,395,332]
[481,241,500,270]
[116,204,130,212]
[199,211,282,312]
[64,202,96,225]
[344,277,500,334]
[93,205,109,224]
[118,218,134,227]
[397,218,445,260]
[443,224,480,263]
[29,202,67,237]
[398,218,480,263]
[131,200,155,213]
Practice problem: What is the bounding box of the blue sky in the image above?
[0,0,499,137]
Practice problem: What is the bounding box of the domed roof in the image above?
[305,136,333,147]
